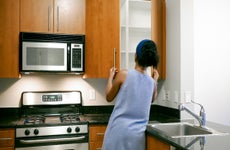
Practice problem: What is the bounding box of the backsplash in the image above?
[0,75,114,107]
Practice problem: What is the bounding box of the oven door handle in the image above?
[19,136,86,144]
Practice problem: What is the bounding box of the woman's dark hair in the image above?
[136,40,159,68]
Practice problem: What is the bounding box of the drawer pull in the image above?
[96,133,104,136]
[0,138,13,140]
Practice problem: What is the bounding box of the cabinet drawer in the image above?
[89,125,107,150]
[89,125,107,142]
[0,128,15,147]
[90,141,103,150]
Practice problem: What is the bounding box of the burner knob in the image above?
[25,129,30,136]
[75,127,80,133]
[67,127,72,133]
[34,129,39,135]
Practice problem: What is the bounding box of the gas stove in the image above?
[18,113,83,126]
[15,91,88,150]
[16,114,87,138]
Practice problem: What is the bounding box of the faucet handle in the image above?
[178,103,184,111]
[200,111,206,126]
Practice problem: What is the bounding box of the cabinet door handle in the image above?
[57,6,60,32]
[48,6,50,31]
[114,48,116,68]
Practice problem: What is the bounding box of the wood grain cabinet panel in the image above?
[146,134,170,150]
[89,125,107,150]
[0,128,15,150]
[0,0,20,78]
[20,0,85,34]
[84,0,120,78]
[152,0,166,79]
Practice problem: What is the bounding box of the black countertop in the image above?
[0,108,19,128]
[1,106,230,150]
[79,113,111,124]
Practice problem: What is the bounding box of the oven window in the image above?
[26,48,64,66]
[22,42,67,71]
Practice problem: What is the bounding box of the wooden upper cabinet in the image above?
[0,0,20,78]
[20,0,53,33]
[152,0,166,79]
[20,0,85,34]
[84,0,120,78]
[54,0,85,34]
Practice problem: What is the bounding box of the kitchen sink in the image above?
[148,122,227,138]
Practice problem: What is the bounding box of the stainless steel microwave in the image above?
[20,32,85,73]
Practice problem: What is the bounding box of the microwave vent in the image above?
[20,32,85,43]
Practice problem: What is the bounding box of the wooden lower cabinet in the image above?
[89,125,107,150]
[0,128,15,150]
[146,134,170,150]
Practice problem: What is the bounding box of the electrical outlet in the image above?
[89,89,96,100]
[162,90,166,101]
[165,91,170,101]
[174,91,179,103]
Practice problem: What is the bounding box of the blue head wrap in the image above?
[136,39,152,58]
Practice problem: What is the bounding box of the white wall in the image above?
[156,0,194,110]
[158,0,230,126]
[194,0,230,126]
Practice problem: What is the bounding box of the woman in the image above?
[102,39,159,150]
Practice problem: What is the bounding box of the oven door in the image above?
[21,42,68,72]
[15,135,88,150]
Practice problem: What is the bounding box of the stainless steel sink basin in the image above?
[149,122,227,138]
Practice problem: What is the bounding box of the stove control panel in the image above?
[42,94,62,102]
[22,91,81,105]
[16,125,88,138]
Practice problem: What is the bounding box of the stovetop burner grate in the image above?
[24,115,45,125]
[60,114,81,123]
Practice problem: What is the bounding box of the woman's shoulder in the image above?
[119,69,128,74]
[118,69,140,77]
[115,69,128,84]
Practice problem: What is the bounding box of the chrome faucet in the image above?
[178,100,206,127]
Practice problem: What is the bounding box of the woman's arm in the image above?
[105,68,127,102]
[152,69,159,102]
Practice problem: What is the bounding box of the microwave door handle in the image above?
[68,45,71,70]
